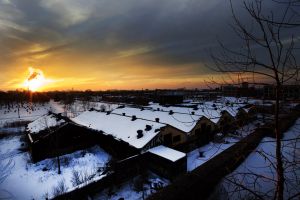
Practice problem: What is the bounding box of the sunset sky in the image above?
[0,0,299,91]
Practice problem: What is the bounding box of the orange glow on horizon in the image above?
[22,67,47,92]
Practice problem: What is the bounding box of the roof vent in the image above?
[122,113,126,116]
[132,115,137,121]
[137,130,143,138]
[145,125,152,131]
[169,110,174,115]
[155,118,160,122]
[191,111,195,115]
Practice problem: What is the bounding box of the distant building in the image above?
[155,90,184,105]
[263,85,300,100]
[222,82,257,97]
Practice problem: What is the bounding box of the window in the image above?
[173,135,181,143]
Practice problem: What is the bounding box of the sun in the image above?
[23,67,46,92]
[24,78,45,92]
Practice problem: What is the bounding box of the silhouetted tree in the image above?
[211,0,300,199]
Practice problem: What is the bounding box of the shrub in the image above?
[52,179,68,197]
[100,104,107,112]
[71,170,82,187]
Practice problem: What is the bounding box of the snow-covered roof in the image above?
[146,102,247,121]
[148,145,186,162]
[26,114,66,134]
[112,107,203,132]
[71,111,165,149]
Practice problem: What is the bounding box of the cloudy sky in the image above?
[0,0,299,91]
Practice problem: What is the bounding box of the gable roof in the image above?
[112,107,203,132]
[71,110,166,149]
[26,113,66,134]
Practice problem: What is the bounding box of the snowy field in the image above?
[0,100,64,128]
[187,121,259,171]
[64,101,120,118]
[218,118,300,199]
[0,135,111,200]
[0,100,120,128]
[93,172,170,200]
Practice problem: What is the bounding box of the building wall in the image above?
[189,117,217,137]
[235,109,249,126]
[216,111,235,132]
[145,152,187,180]
[159,125,187,147]
[142,133,164,152]
[29,123,97,162]
[189,117,217,146]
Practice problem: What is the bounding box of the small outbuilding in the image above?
[146,145,187,180]
[26,113,96,162]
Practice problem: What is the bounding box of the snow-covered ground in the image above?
[0,100,65,128]
[93,172,170,200]
[0,136,111,200]
[65,101,120,118]
[187,121,259,171]
[218,118,300,199]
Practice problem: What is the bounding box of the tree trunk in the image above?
[57,155,61,174]
[275,84,284,200]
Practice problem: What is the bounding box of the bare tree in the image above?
[211,0,300,199]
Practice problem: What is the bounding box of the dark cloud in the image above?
[0,0,299,89]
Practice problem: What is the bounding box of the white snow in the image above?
[148,145,186,162]
[0,103,52,127]
[26,114,65,133]
[112,107,202,133]
[187,121,259,171]
[0,136,111,200]
[220,118,300,199]
[49,99,65,114]
[63,100,120,118]
[72,111,166,149]
[0,101,65,128]
[92,172,170,200]
[187,138,238,172]
[112,101,249,132]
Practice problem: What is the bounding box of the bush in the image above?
[70,169,96,187]
[71,170,82,187]
[52,179,68,197]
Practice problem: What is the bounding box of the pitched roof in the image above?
[26,113,66,134]
[148,145,186,162]
[71,110,165,149]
